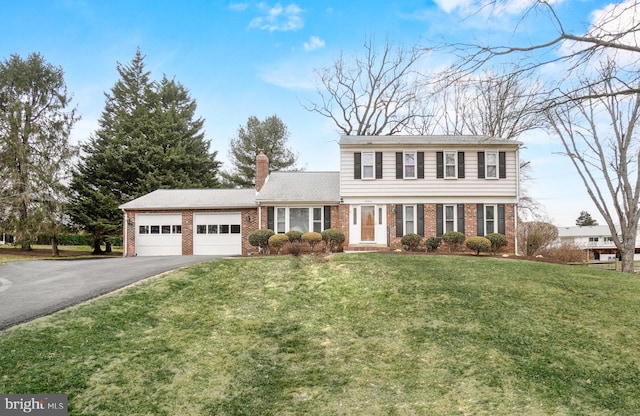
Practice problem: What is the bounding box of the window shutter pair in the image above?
[476,204,505,236]
[477,152,506,179]
[435,204,465,237]
[354,152,382,179]
[395,152,425,179]
[435,152,465,178]
[395,204,424,237]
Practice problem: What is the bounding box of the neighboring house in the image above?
[119,135,521,256]
[557,225,640,261]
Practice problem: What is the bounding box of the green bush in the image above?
[401,233,423,251]
[268,234,290,254]
[285,230,303,242]
[302,232,323,253]
[442,231,466,252]
[321,228,346,253]
[485,233,508,254]
[248,229,275,253]
[425,237,441,252]
[466,236,492,256]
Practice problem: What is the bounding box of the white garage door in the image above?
[136,214,183,256]
[193,213,242,255]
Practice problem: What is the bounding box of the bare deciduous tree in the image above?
[518,221,559,256]
[305,38,430,136]
[546,61,640,273]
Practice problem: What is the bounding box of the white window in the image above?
[362,152,375,179]
[484,205,496,234]
[277,208,286,233]
[445,205,456,233]
[589,237,599,242]
[486,152,498,179]
[405,205,415,234]
[313,208,322,233]
[445,151,457,178]
[404,152,416,179]
[274,207,324,234]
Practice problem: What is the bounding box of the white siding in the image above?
[340,147,518,200]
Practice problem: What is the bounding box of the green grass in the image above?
[1,254,640,415]
[0,245,122,265]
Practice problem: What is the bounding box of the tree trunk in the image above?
[105,241,112,253]
[621,233,637,273]
[51,235,60,257]
[92,239,103,255]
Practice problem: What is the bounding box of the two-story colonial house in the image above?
[119,135,521,256]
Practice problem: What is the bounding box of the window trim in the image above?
[444,151,457,179]
[361,151,375,179]
[485,151,498,179]
[404,152,417,179]
[273,207,326,234]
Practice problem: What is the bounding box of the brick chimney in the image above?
[255,151,269,192]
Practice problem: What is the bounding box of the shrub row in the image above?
[248,229,346,255]
[401,232,508,255]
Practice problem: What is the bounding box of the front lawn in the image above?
[1,254,639,415]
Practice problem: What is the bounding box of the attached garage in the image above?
[193,212,242,255]
[135,213,183,256]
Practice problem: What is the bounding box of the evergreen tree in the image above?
[222,115,298,187]
[68,49,220,253]
[0,53,77,251]
[576,211,598,227]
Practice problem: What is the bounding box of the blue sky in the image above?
[0,0,618,226]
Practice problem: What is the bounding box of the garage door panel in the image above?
[194,213,242,255]
[136,214,182,256]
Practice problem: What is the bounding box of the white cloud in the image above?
[229,2,249,12]
[249,3,304,32]
[434,0,564,16]
[303,36,325,52]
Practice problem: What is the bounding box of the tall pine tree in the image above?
[0,53,77,251]
[222,115,298,188]
[68,49,220,253]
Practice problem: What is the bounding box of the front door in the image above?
[361,206,375,242]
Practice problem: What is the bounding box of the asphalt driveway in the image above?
[0,256,217,330]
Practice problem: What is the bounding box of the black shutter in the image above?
[267,207,274,231]
[436,151,444,178]
[395,204,403,237]
[354,152,361,179]
[396,152,403,179]
[498,204,506,234]
[417,204,424,236]
[324,206,331,230]
[476,204,484,236]
[417,152,424,179]
[458,152,465,178]
[499,152,506,179]
[375,152,383,179]
[477,152,485,179]
[457,204,465,234]
[436,204,444,237]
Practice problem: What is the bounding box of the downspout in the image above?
[121,209,128,257]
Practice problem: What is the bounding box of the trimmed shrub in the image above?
[425,237,441,252]
[401,233,423,251]
[485,233,508,254]
[286,230,303,243]
[321,228,346,253]
[248,229,275,253]
[288,242,303,257]
[302,232,323,253]
[466,236,492,256]
[268,234,290,254]
[442,231,466,252]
